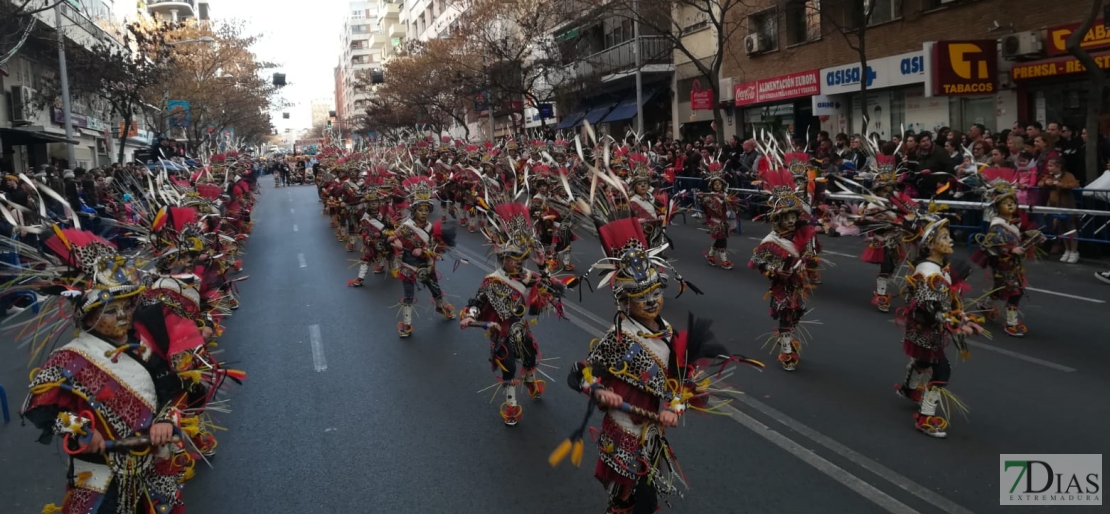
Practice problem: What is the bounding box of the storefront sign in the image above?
[820,50,929,96]
[733,70,820,107]
[930,40,998,96]
[51,107,88,128]
[811,94,840,116]
[1011,50,1110,80]
[1047,19,1110,56]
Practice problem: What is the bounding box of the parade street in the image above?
[1,182,1105,513]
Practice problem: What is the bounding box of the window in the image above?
[747,8,778,52]
[680,7,710,35]
[922,0,958,10]
[843,0,902,28]
[785,0,820,46]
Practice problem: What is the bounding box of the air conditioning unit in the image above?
[9,85,36,124]
[1001,31,1043,59]
[745,33,768,55]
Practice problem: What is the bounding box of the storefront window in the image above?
[960,97,995,133]
[1028,81,1110,130]
[743,104,794,138]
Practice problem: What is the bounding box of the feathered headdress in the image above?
[627,153,653,185]
[757,166,810,219]
[481,201,539,260]
[704,162,727,188]
[402,176,436,205]
[978,167,1019,206]
[362,176,385,202]
[871,154,902,189]
[587,216,700,300]
[42,228,146,318]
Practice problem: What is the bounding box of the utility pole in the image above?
[55,4,77,167]
[633,0,644,136]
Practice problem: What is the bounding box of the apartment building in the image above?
[375,0,406,64]
[146,0,212,23]
[720,0,1105,142]
[311,99,334,128]
[336,1,381,135]
[1,2,156,171]
[402,0,463,42]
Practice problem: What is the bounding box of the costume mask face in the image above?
[627,288,663,320]
[89,298,135,340]
[634,182,649,195]
[875,185,893,198]
[367,200,380,211]
[414,204,431,224]
[774,211,799,235]
[711,180,724,192]
[502,256,523,274]
[998,197,1017,217]
[930,226,954,257]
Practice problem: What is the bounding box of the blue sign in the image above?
[825,65,877,88]
[167,100,191,127]
[900,55,926,75]
[538,103,554,118]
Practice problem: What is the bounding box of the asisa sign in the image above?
[819,50,930,96]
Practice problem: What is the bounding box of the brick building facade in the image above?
[716,0,1103,142]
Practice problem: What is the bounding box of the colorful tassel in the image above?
[570,439,584,467]
[548,438,572,467]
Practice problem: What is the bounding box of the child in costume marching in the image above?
[699,163,739,269]
[552,213,762,513]
[459,200,570,426]
[895,216,985,438]
[750,167,819,371]
[390,176,456,337]
[348,178,395,287]
[971,168,1045,337]
[858,154,915,312]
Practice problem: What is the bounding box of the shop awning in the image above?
[0,127,80,146]
[599,88,662,124]
[555,108,587,130]
[577,101,620,127]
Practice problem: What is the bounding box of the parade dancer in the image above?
[858,154,914,312]
[552,214,762,513]
[970,168,1045,337]
[699,163,738,269]
[459,201,569,425]
[626,154,667,249]
[750,166,818,371]
[390,176,457,337]
[19,230,188,513]
[895,216,984,438]
[349,178,394,287]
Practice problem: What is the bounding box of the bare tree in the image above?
[587,0,755,140]
[1066,0,1106,177]
[809,0,887,137]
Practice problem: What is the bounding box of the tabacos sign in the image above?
[1047,19,1110,56]
[929,40,998,96]
[819,50,928,96]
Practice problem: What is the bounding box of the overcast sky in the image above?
[213,0,346,134]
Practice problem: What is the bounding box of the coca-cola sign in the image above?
[733,70,820,107]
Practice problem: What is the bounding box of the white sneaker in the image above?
[1066,252,1080,263]
[1096,271,1110,285]
[1060,251,1072,262]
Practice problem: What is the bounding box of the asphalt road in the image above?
[2,181,1107,513]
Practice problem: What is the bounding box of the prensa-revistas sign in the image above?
[928,40,999,96]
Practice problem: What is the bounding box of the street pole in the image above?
[488,91,495,142]
[633,0,644,137]
[55,4,77,167]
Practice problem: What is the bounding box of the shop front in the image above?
[924,39,1001,133]
[1009,18,1110,130]
[815,49,941,139]
[733,70,820,142]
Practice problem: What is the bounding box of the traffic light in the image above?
[282,112,290,119]
[370,68,384,84]
[273,73,287,87]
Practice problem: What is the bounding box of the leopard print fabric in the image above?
[586,326,671,400]
[905,273,955,351]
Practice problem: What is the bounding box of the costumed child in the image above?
[699,162,739,269]
[389,176,456,337]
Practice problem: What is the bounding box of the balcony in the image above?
[370,33,388,49]
[388,23,405,39]
[379,0,401,22]
[147,0,197,21]
[573,36,674,80]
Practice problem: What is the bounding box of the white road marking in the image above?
[822,250,856,258]
[297,253,307,268]
[730,394,976,514]
[965,339,1077,372]
[293,224,298,232]
[1025,286,1105,304]
[308,324,326,372]
[290,208,295,214]
[717,401,923,514]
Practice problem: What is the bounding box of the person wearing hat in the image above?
[459,199,568,426]
[20,230,188,513]
[750,165,820,372]
[970,168,1045,337]
[857,154,916,313]
[556,208,762,513]
[699,162,739,270]
[390,176,457,337]
[626,154,667,249]
[348,177,394,287]
[895,216,984,438]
